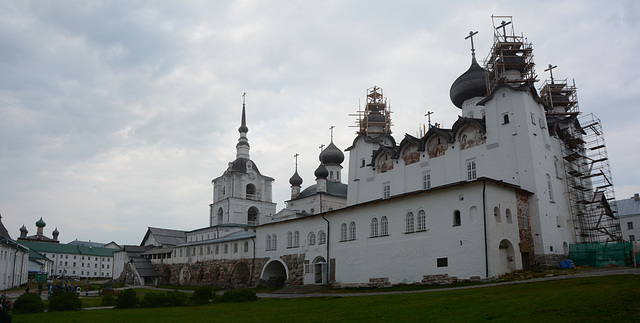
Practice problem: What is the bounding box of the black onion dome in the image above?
[20,225,27,233]
[53,227,59,235]
[450,57,488,108]
[320,142,344,165]
[36,217,46,228]
[289,170,303,186]
[314,163,328,179]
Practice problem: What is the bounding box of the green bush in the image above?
[190,286,213,304]
[48,290,82,311]
[140,292,169,308]
[115,289,138,309]
[221,289,258,303]
[165,290,188,307]
[101,294,116,306]
[12,293,44,314]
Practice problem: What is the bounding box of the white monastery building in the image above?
[127,16,621,288]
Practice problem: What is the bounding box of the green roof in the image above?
[18,241,116,257]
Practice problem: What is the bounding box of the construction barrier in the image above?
[568,242,634,267]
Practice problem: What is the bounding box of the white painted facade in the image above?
[0,239,29,290]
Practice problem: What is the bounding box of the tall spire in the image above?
[236,93,250,159]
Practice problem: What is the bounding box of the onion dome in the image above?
[450,57,488,108]
[314,163,328,179]
[320,142,344,165]
[52,227,59,236]
[20,225,28,233]
[36,217,46,228]
[363,111,386,123]
[289,170,303,187]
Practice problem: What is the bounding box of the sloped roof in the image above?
[293,181,348,200]
[0,215,10,239]
[141,227,187,246]
[177,230,256,247]
[68,240,108,248]
[617,196,640,217]
[18,240,117,257]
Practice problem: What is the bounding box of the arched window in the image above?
[380,216,389,236]
[406,212,415,233]
[287,231,293,248]
[294,231,300,247]
[505,209,513,224]
[349,222,356,240]
[266,234,272,250]
[370,218,379,237]
[217,208,223,225]
[272,234,277,249]
[248,207,258,225]
[340,223,347,241]
[318,231,326,244]
[417,210,426,231]
[308,232,316,245]
[503,113,510,124]
[453,210,461,226]
[246,183,256,199]
[494,206,501,223]
[522,212,529,229]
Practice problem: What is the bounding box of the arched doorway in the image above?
[313,256,327,284]
[498,239,516,274]
[261,259,288,288]
[231,262,251,287]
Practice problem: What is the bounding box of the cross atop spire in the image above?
[239,92,248,134]
[465,31,478,58]
[496,20,512,40]
[425,111,434,128]
[544,64,558,84]
[329,125,335,142]
[294,153,299,170]
[319,144,325,152]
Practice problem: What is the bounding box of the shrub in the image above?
[190,286,213,304]
[12,293,44,314]
[101,294,116,306]
[165,290,188,307]
[115,289,138,309]
[221,289,258,303]
[48,291,82,311]
[140,292,169,308]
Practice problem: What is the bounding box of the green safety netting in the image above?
[569,242,636,267]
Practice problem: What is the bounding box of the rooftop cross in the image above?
[294,153,299,170]
[319,144,325,152]
[425,111,434,128]
[496,20,512,40]
[544,64,558,84]
[242,92,246,105]
[329,125,335,142]
[465,31,478,57]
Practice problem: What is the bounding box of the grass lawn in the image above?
[10,274,640,322]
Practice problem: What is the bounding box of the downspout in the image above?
[20,251,26,285]
[322,214,330,285]
[483,179,489,278]
[250,236,256,286]
[12,248,18,287]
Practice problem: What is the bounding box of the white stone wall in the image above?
[0,243,29,290]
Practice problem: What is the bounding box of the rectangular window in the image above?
[437,257,448,267]
[224,245,228,254]
[630,235,636,242]
[383,182,390,199]
[466,160,477,181]
[530,112,536,124]
[422,171,431,190]
[360,158,365,168]
[628,222,634,230]
[244,241,249,252]
[234,243,238,253]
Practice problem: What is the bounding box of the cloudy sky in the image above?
[1,0,639,245]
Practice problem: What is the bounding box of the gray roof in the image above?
[67,240,108,248]
[617,195,640,217]
[0,215,10,240]
[177,230,256,247]
[131,257,158,277]
[293,181,348,200]
[142,227,187,246]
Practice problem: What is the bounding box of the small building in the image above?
[617,193,640,242]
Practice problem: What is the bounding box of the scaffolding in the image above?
[557,110,621,243]
[350,86,393,136]
[484,16,537,93]
[539,78,579,115]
